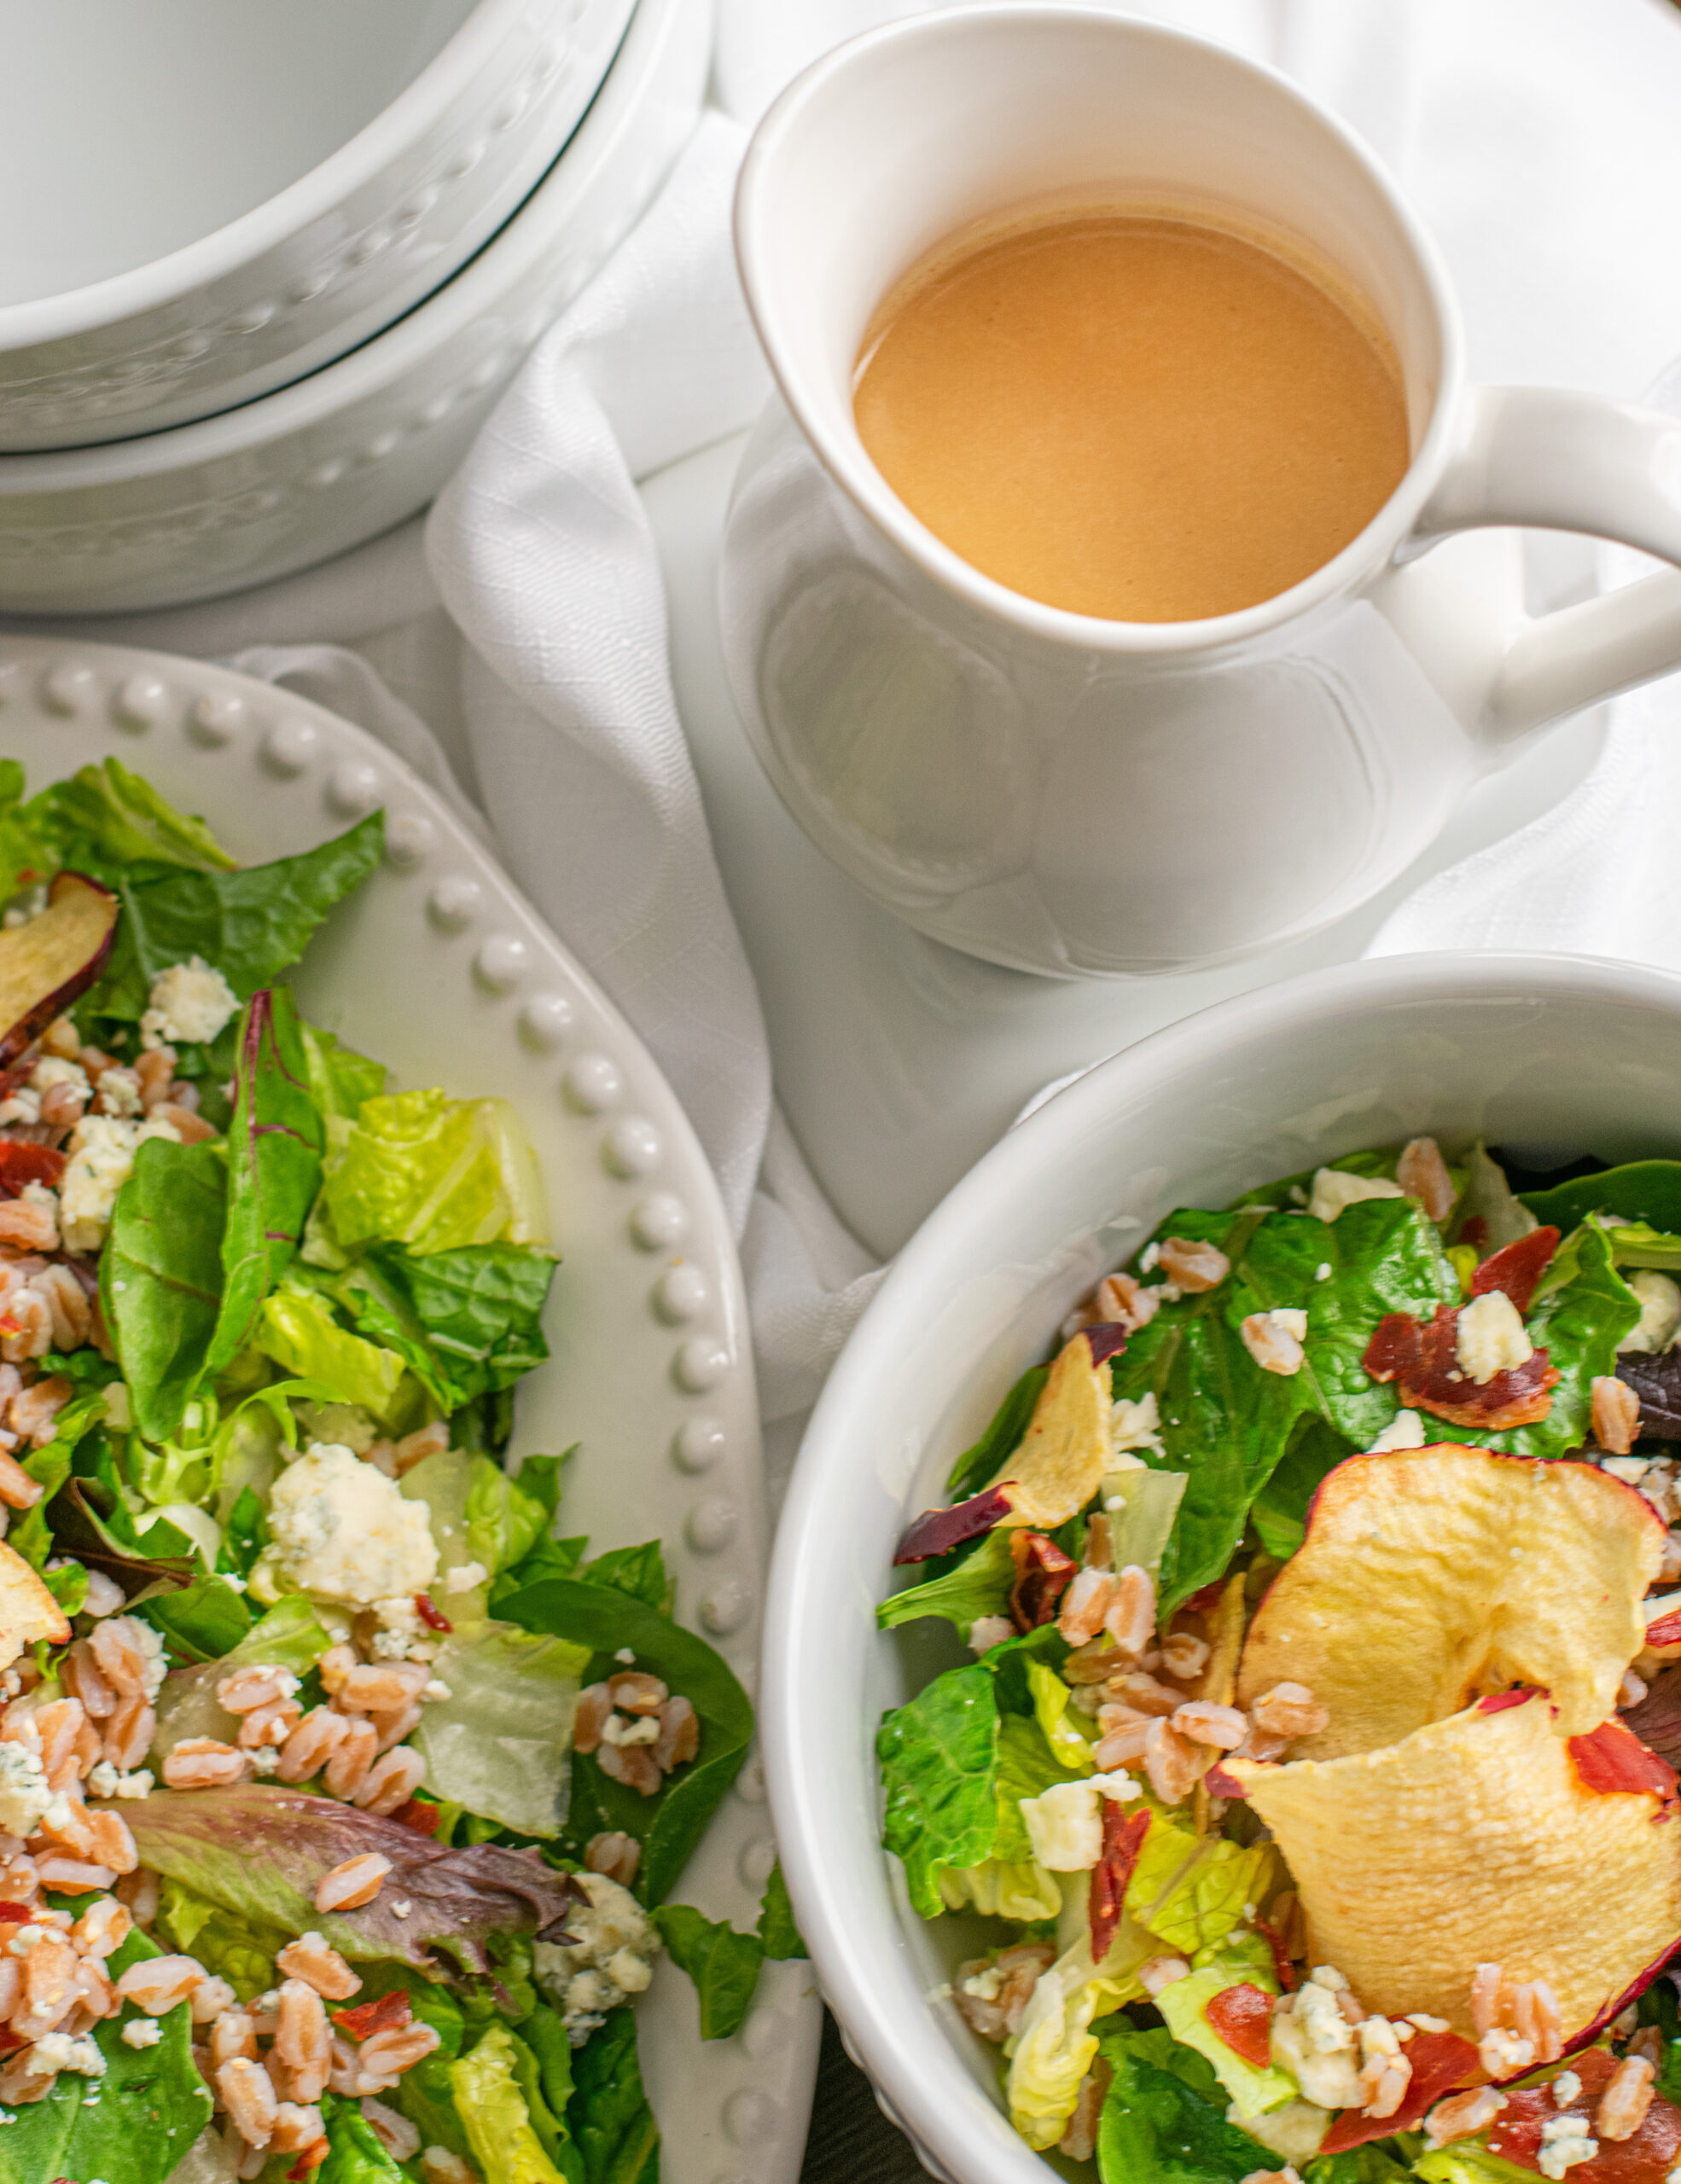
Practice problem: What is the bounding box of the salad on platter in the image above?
[0,757,795,2184]
[879,1136,1681,2184]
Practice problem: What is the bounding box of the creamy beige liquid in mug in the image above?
[852,211,1411,623]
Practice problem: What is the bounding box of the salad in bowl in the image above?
[878,1129,1681,2184]
[0,758,791,2184]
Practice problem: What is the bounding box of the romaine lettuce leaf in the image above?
[256,1281,411,1424]
[411,1623,590,1839]
[1155,1966,1294,2114]
[937,1859,1062,1921]
[992,1712,1084,1862]
[325,1089,549,1255]
[370,1241,556,1403]
[125,1784,578,1978]
[453,2024,570,2184]
[494,1576,752,1907]
[204,987,325,1377]
[0,1922,212,2184]
[1027,1660,1097,1777]
[876,1527,1014,1634]
[101,1134,228,1444]
[1096,2022,1279,2184]
[466,1453,559,1579]
[301,1022,387,1122]
[877,1661,1002,1917]
[1412,2147,1538,2184]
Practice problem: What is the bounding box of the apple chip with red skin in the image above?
[0,872,118,1071]
[1226,1690,1681,2043]
[896,1328,1120,1560]
[0,1539,68,1669]
[1236,1446,1661,1759]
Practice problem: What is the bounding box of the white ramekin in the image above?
[0,0,637,450]
[0,0,709,614]
[764,950,1681,2184]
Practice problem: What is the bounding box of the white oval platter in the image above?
[0,634,820,2184]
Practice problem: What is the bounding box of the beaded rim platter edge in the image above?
[0,634,821,2184]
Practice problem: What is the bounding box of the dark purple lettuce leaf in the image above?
[1616,1347,1681,1441]
[125,1785,576,1979]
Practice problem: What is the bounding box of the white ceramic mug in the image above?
[720,6,1681,979]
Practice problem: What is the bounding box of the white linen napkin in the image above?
[20,0,1681,1499]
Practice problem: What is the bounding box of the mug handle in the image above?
[1412,384,1681,738]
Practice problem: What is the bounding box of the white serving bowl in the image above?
[763,950,1681,2184]
[0,0,637,450]
[0,0,707,613]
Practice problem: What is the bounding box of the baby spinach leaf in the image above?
[493,1577,753,1906]
[756,1863,807,1960]
[102,1134,228,1443]
[1251,1414,1352,1560]
[1114,1199,1459,1614]
[1095,2022,1275,2184]
[85,809,385,1020]
[218,1484,270,1578]
[569,2010,660,2184]
[0,1922,213,2184]
[139,1573,254,1663]
[877,1660,1001,1916]
[947,1365,1049,1497]
[579,1540,672,1612]
[877,1526,1014,1634]
[1521,1159,1681,1234]
[205,986,325,1379]
[653,1904,766,2040]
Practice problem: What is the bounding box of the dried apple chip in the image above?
[1226,1690,1681,2042]
[990,1327,1119,1529]
[1236,1447,1661,1757]
[0,1538,68,1668]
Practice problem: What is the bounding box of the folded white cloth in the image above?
[25,0,1681,1502]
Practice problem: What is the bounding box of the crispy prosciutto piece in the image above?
[1488,2047,1681,2182]
[1471,1228,1561,1315]
[1363,1304,1560,1429]
[0,1141,64,1195]
[1087,1803,1149,1966]
[1252,1914,1297,1992]
[332,1989,412,2042]
[1568,1719,1679,1804]
[1202,1982,1273,2071]
[893,1484,1014,1565]
[1009,1530,1074,1632]
[1320,2030,1483,2153]
[1647,1609,1681,1649]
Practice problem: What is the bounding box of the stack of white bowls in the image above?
[0,0,711,615]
